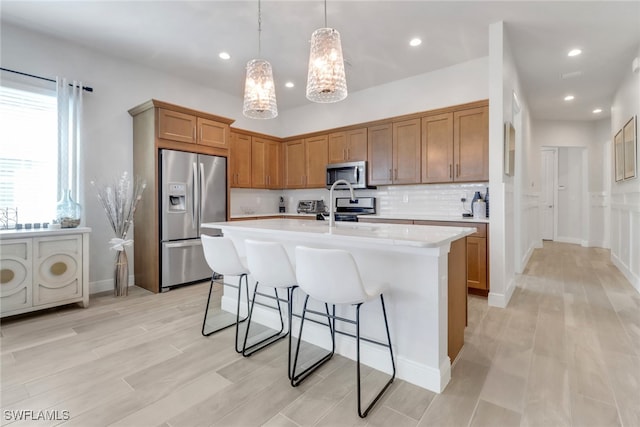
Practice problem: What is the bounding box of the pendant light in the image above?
[243,0,277,119]
[306,0,348,103]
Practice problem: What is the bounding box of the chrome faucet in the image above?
[328,179,355,227]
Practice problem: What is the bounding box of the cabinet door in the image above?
[393,118,421,184]
[328,132,347,164]
[33,235,82,306]
[422,113,454,183]
[198,117,228,149]
[230,132,252,188]
[251,137,267,188]
[0,239,32,314]
[367,123,393,185]
[284,139,306,188]
[266,140,282,189]
[466,236,487,291]
[158,108,196,143]
[346,128,367,161]
[305,135,329,188]
[454,106,488,182]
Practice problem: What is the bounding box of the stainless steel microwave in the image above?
[326,161,369,189]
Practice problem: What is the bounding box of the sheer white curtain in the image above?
[56,77,83,214]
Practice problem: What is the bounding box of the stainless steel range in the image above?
[334,197,376,222]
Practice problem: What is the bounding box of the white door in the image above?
[541,149,556,240]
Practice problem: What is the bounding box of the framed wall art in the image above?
[623,116,637,180]
[504,121,515,176]
[614,128,624,182]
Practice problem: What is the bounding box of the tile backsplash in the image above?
[231,183,489,217]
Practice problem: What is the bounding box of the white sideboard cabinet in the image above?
[0,227,90,317]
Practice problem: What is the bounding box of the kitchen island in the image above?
[202,218,475,393]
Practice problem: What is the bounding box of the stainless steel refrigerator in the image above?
[160,149,226,291]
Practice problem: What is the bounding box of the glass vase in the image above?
[114,249,129,296]
[56,189,81,228]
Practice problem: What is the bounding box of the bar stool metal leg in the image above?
[241,281,289,357]
[290,293,335,387]
[356,294,396,418]
[201,272,250,355]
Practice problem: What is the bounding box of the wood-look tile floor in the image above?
[1,241,639,426]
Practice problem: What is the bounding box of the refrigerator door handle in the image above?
[165,241,202,249]
[199,162,205,225]
[192,162,198,228]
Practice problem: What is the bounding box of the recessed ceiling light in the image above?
[564,95,575,101]
[593,108,602,114]
[218,52,231,60]
[409,38,422,47]
[285,82,295,88]
[568,48,582,57]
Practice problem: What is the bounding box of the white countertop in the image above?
[0,226,92,239]
[203,218,475,249]
[363,213,490,224]
[230,212,317,219]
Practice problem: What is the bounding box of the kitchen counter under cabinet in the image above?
[202,219,474,393]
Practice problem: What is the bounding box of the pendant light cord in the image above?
[258,0,262,56]
[324,0,327,27]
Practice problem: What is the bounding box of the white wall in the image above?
[488,21,535,308]
[609,46,640,292]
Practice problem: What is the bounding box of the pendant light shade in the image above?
[243,59,278,119]
[306,27,347,103]
[243,0,277,119]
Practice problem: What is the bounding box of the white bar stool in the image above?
[292,246,396,418]
[201,235,250,353]
[242,240,297,358]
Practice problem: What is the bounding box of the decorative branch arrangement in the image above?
[91,172,146,296]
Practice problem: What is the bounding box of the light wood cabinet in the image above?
[230,132,252,188]
[368,119,420,185]
[454,106,489,182]
[284,139,306,188]
[158,108,229,150]
[252,137,281,189]
[393,118,421,184]
[328,128,367,163]
[305,135,329,187]
[284,136,328,189]
[1,230,90,318]
[422,104,488,183]
[367,123,393,185]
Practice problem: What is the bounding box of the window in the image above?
[0,85,58,224]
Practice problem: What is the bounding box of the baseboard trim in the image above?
[488,276,516,308]
[611,253,640,294]
[555,236,583,245]
[90,275,135,295]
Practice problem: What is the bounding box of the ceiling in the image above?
[2,1,639,121]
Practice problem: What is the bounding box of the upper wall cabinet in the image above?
[252,136,282,189]
[284,136,328,189]
[230,132,252,188]
[422,103,488,183]
[158,107,229,150]
[367,119,421,185]
[328,128,368,164]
